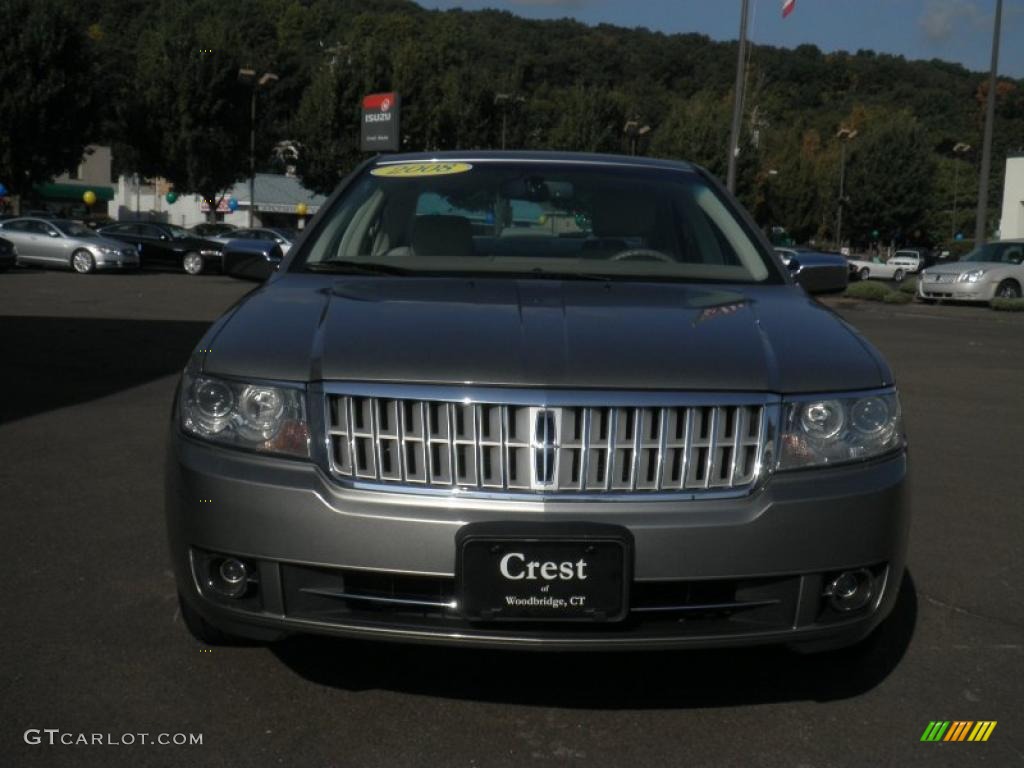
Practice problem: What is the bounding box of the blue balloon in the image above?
[0,182,7,197]
[228,196,239,212]
[955,232,964,241]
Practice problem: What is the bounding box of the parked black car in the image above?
[190,222,238,238]
[98,222,223,274]
[0,236,15,271]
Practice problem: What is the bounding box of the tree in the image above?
[0,0,97,197]
[843,113,936,245]
[120,2,251,216]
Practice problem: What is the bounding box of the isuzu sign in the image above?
[361,92,400,152]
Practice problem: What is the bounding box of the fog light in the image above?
[210,557,249,599]
[826,569,873,612]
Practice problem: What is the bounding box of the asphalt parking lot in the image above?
[1,270,1022,768]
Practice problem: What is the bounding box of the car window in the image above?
[301,162,776,284]
[1004,246,1024,265]
[2,220,29,232]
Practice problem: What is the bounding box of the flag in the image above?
[782,0,796,18]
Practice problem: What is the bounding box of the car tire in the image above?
[858,267,870,281]
[893,269,904,283]
[182,251,205,275]
[178,592,244,646]
[71,249,95,274]
[995,280,1021,300]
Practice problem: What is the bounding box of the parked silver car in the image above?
[918,240,1024,303]
[168,152,908,654]
[0,217,139,273]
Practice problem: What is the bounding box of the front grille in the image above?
[326,393,770,495]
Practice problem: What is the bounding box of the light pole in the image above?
[726,0,751,193]
[623,120,651,156]
[975,0,1003,245]
[238,68,278,227]
[951,142,972,240]
[835,127,858,251]
[494,93,524,150]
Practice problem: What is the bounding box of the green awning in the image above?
[34,182,115,203]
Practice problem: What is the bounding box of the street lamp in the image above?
[494,93,525,150]
[623,120,651,156]
[238,68,279,227]
[835,127,858,251]
[951,142,972,240]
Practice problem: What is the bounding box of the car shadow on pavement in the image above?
[272,571,917,708]
[0,315,210,424]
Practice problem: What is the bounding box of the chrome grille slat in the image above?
[326,394,772,496]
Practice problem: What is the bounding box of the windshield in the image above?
[963,242,1024,264]
[893,251,919,260]
[54,220,96,237]
[298,161,777,283]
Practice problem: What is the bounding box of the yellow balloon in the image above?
[82,190,97,206]
[295,202,308,217]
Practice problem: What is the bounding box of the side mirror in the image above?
[160,234,169,241]
[48,230,60,238]
[222,239,283,281]
[792,256,849,294]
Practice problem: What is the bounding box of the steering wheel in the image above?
[609,248,675,263]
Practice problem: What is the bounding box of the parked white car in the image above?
[918,240,1024,303]
[887,249,929,274]
[847,255,909,283]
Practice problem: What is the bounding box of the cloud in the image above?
[919,0,986,42]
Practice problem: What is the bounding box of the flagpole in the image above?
[974,0,1002,245]
[726,0,750,194]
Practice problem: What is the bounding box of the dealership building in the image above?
[1000,154,1024,240]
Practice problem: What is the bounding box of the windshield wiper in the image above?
[306,260,416,276]
[519,268,612,282]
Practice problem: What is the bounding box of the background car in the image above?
[918,240,1024,303]
[221,238,284,280]
[774,247,849,293]
[887,248,935,275]
[209,226,297,255]
[190,222,237,238]
[0,236,15,271]
[98,221,223,274]
[0,217,139,273]
[847,254,908,282]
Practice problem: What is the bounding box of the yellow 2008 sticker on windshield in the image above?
[370,162,473,178]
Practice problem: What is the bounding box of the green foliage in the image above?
[844,281,895,301]
[882,290,913,304]
[990,298,1024,312]
[899,277,919,294]
[0,0,96,195]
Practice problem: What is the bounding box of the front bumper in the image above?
[94,252,140,270]
[918,278,995,302]
[167,430,910,650]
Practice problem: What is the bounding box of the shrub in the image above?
[844,281,893,301]
[882,291,913,304]
[991,297,1024,312]
[899,277,918,294]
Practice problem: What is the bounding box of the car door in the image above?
[35,221,73,264]
[137,224,179,269]
[101,224,148,264]
[0,220,38,262]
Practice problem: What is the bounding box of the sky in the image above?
[417,0,1024,78]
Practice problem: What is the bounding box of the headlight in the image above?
[779,391,903,470]
[957,269,986,283]
[179,373,309,458]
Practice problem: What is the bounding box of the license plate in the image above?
[456,523,632,622]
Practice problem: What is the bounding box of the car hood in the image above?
[201,274,891,393]
[89,236,136,251]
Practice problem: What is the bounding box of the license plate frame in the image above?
[456,522,633,623]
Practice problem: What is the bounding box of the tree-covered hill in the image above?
[4,0,1022,245]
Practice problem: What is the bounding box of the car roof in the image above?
[371,149,697,173]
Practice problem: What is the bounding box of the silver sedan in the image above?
[918,240,1024,303]
[0,217,139,274]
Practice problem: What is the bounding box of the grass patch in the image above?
[844,281,893,301]
[882,291,913,304]
[991,297,1024,312]
[899,277,919,294]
